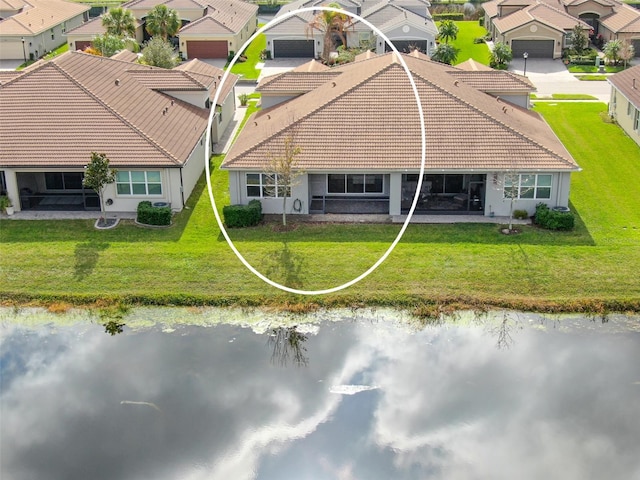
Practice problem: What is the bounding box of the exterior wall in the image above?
[376,22,436,54]
[261,94,298,109]
[163,90,209,108]
[177,133,208,206]
[492,93,528,109]
[609,86,640,146]
[566,3,613,19]
[500,23,563,59]
[67,25,145,52]
[484,171,572,217]
[0,12,87,60]
[212,90,236,144]
[389,172,402,215]
[229,171,310,214]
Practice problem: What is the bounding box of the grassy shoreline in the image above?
[2,103,639,314]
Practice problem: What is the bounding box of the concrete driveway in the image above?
[508,57,611,103]
[0,59,22,70]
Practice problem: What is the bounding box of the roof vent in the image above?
[267,114,271,119]
[171,99,175,106]
[634,78,637,89]
[502,106,507,113]
[115,78,120,86]
[496,96,500,102]
[332,81,336,87]
[454,80,458,86]
[254,121,258,126]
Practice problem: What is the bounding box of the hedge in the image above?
[534,203,575,231]
[433,13,464,21]
[223,199,262,227]
[137,201,172,226]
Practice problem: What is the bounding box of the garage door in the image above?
[386,40,428,54]
[186,40,228,59]
[511,39,554,58]
[273,39,315,58]
[632,39,640,57]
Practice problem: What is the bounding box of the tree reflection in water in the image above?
[268,326,309,367]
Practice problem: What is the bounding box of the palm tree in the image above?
[307,2,352,63]
[438,20,458,44]
[603,39,622,65]
[102,7,136,39]
[431,43,458,65]
[145,4,181,41]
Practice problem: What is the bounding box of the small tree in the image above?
[140,37,179,68]
[89,34,125,57]
[490,42,513,69]
[266,133,303,227]
[102,7,136,39]
[500,171,535,232]
[83,152,117,223]
[569,24,588,55]
[145,4,181,40]
[603,39,622,65]
[619,41,635,68]
[438,20,459,44]
[430,43,458,65]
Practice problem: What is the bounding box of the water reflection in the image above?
[1,311,639,480]
[268,326,309,367]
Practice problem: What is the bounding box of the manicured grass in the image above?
[531,94,598,100]
[1,104,639,311]
[449,21,490,65]
[568,65,624,73]
[228,30,266,80]
[575,74,608,81]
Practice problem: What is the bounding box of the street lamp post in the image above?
[523,51,529,76]
[21,37,27,63]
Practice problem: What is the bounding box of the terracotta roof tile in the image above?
[223,53,578,172]
[174,58,237,103]
[257,71,341,93]
[110,50,139,62]
[292,59,331,72]
[609,64,640,108]
[0,51,209,168]
[448,70,535,92]
[123,0,208,11]
[493,2,588,33]
[0,0,89,36]
[600,3,640,33]
[454,58,493,71]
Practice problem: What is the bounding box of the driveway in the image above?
[508,58,611,103]
[0,59,22,70]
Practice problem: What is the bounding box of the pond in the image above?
[1,308,640,480]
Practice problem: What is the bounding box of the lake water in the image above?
[1,308,640,480]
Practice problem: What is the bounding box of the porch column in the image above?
[3,169,20,212]
[389,173,402,216]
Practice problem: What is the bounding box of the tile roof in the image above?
[223,53,578,172]
[493,1,588,33]
[377,5,438,35]
[66,15,142,37]
[447,69,535,92]
[173,58,237,103]
[257,71,341,93]
[110,49,139,62]
[0,51,210,168]
[608,64,640,109]
[0,0,29,11]
[292,58,330,72]
[179,0,257,35]
[599,3,640,33]
[455,58,493,71]
[0,0,89,36]
[481,0,499,19]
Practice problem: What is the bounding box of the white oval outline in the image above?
[205,6,426,295]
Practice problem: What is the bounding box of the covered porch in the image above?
[401,173,486,214]
[15,171,99,212]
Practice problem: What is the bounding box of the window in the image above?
[45,172,84,190]
[635,109,640,131]
[504,174,552,199]
[62,22,66,34]
[51,28,55,40]
[628,102,634,117]
[116,171,162,195]
[327,174,384,194]
[246,173,290,198]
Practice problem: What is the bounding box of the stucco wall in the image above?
[609,87,640,147]
[501,23,563,59]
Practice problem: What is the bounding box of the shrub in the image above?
[478,16,484,27]
[513,209,529,220]
[433,13,464,21]
[137,201,172,226]
[223,199,262,227]
[534,203,575,230]
[473,37,485,44]
[238,93,249,106]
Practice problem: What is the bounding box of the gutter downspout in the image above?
[179,167,185,209]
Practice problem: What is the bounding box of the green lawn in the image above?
[449,21,490,65]
[1,103,639,312]
[531,94,598,100]
[228,30,266,80]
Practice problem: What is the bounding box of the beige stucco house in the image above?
[222,52,579,219]
[0,0,89,61]
[0,51,238,214]
[608,64,640,146]
[66,0,257,59]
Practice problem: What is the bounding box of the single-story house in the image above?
[66,0,257,59]
[0,51,238,213]
[177,0,258,60]
[0,0,89,61]
[608,64,640,146]
[484,0,640,58]
[222,51,579,218]
[484,0,590,58]
[265,0,437,58]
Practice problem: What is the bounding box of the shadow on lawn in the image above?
[218,208,595,247]
[74,240,109,280]
[260,241,306,289]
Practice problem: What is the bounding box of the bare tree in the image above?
[498,170,535,232]
[307,3,353,63]
[268,326,309,367]
[266,132,303,227]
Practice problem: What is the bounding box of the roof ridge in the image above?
[52,57,182,165]
[615,3,640,31]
